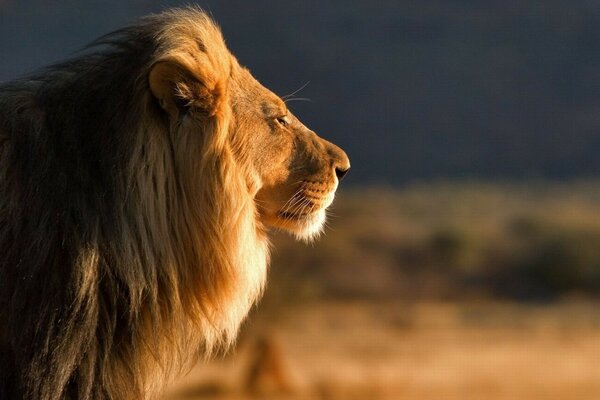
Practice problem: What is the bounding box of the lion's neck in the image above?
[112,125,270,397]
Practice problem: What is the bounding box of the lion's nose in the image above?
[335,166,350,180]
[329,144,350,182]
[312,131,351,182]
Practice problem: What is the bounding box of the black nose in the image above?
[335,166,350,181]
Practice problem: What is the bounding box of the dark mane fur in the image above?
[0,8,268,400]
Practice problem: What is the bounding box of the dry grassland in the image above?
[163,302,600,400]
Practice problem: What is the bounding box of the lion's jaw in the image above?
[254,144,348,241]
[264,179,339,241]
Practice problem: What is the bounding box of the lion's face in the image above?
[230,68,350,240]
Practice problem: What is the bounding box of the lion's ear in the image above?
[149,58,223,119]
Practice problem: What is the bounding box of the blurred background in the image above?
[3,1,600,399]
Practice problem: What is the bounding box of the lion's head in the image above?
[148,17,350,242]
[0,8,348,400]
[232,68,350,240]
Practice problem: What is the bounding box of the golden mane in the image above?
[0,8,268,399]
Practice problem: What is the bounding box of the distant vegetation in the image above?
[265,182,600,304]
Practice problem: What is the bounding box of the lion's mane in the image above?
[0,9,268,400]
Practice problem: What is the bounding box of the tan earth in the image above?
[163,302,600,400]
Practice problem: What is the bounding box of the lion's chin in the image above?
[291,209,327,242]
[272,208,327,242]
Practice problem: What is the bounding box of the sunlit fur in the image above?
[0,7,349,400]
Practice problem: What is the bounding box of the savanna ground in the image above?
[163,182,600,400]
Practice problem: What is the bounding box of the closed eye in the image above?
[275,115,290,127]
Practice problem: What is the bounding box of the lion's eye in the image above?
[275,115,290,127]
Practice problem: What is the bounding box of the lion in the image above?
[0,7,349,400]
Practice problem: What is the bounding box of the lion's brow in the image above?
[261,99,287,116]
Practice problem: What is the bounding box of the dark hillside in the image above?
[2,1,600,183]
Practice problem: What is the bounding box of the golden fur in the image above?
[0,8,349,400]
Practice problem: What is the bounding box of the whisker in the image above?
[281,199,307,218]
[284,97,312,103]
[326,209,339,218]
[282,81,311,100]
[288,198,311,216]
[280,184,305,206]
[280,191,300,209]
[288,197,312,216]
[280,189,305,213]
[303,198,319,215]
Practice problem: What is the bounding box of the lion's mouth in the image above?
[256,187,336,241]
[277,196,326,221]
[271,194,335,241]
[278,210,317,220]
